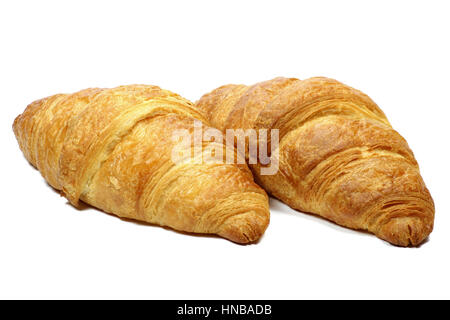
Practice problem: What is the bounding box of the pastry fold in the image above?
[13,85,269,243]
[196,77,434,246]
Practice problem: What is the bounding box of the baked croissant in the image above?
[196,77,434,246]
[13,85,269,243]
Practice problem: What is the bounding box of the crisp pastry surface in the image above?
[13,85,270,243]
[196,77,434,246]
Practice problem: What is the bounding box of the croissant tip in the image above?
[218,211,269,244]
[377,216,433,247]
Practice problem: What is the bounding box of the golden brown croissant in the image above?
[13,85,269,243]
[196,77,434,246]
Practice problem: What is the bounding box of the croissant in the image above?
[196,77,434,246]
[13,85,270,243]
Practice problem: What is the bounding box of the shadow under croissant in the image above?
[269,198,430,248]
[75,204,266,245]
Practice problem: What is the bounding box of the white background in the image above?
[1,0,449,299]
